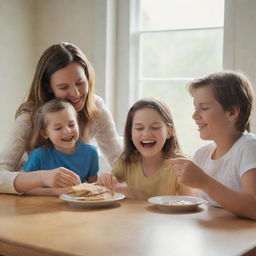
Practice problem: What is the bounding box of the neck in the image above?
[213,131,242,159]
[141,153,163,177]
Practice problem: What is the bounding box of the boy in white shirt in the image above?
[170,71,256,220]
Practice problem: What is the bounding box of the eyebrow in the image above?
[55,78,85,87]
[133,121,162,125]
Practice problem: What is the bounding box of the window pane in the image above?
[140,0,224,30]
[141,28,223,78]
[140,81,208,156]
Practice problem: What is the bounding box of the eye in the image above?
[59,86,68,90]
[152,127,161,130]
[75,81,85,86]
[134,127,143,131]
[54,127,62,131]
[69,123,75,128]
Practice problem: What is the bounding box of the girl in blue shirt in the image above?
[23,99,99,196]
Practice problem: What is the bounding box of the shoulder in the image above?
[29,147,48,157]
[15,112,32,128]
[78,142,98,153]
[194,142,214,156]
[93,94,105,110]
[239,132,256,145]
[234,133,256,153]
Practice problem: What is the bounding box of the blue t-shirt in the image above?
[23,142,99,182]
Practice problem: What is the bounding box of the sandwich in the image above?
[67,183,113,201]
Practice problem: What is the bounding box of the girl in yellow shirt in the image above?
[97,98,192,199]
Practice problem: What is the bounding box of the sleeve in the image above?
[88,147,99,177]
[112,157,126,183]
[89,96,122,165]
[0,112,32,194]
[236,140,256,176]
[22,149,42,172]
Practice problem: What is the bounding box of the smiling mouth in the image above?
[61,136,74,142]
[140,140,156,147]
[197,124,207,129]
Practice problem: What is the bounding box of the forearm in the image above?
[13,171,45,193]
[178,184,197,196]
[202,177,256,220]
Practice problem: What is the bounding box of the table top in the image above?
[0,194,255,256]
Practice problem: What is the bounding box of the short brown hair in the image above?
[121,98,183,163]
[188,71,254,132]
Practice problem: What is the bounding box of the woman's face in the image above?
[50,62,89,112]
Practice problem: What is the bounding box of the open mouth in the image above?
[61,136,74,142]
[140,140,156,148]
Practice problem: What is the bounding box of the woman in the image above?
[0,42,122,194]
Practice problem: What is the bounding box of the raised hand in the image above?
[168,158,209,189]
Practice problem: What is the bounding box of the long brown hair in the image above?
[121,98,183,163]
[188,71,254,132]
[16,42,97,151]
[29,99,78,152]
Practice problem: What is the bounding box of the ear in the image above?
[40,129,48,139]
[227,106,240,120]
[167,127,173,139]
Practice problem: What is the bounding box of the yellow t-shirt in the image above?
[112,156,178,199]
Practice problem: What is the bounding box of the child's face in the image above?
[50,62,89,112]
[192,86,236,141]
[131,108,171,159]
[42,107,79,154]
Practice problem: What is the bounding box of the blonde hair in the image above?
[29,99,77,152]
[16,42,97,152]
[121,98,183,163]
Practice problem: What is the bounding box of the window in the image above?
[130,0,225,155]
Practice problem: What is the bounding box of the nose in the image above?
[192,109,200,121]
[63,126,72,134]
[142,127,151,137]
[70,85,80,98]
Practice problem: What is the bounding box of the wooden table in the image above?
[0,195,255,256]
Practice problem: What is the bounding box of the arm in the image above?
[170,158,256,220]
[14,167,81,193]
[90,96,122,164]
[0,113,32,194]
[178,183,197,196]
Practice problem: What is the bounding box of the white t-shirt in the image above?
[193,132,256,206]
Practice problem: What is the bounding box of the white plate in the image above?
[148,195,207,212]
[60,193,125,208]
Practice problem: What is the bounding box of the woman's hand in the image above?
[42,167,81,188]
[168,158,209,189]
[96,172,118,190]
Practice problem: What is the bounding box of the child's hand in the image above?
[42,167,81,188]
[96,172,118,190]
[169,158,209,189]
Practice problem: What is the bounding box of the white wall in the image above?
[0,0,36,150]
[0,0,100,151]
[1,0,256,153]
